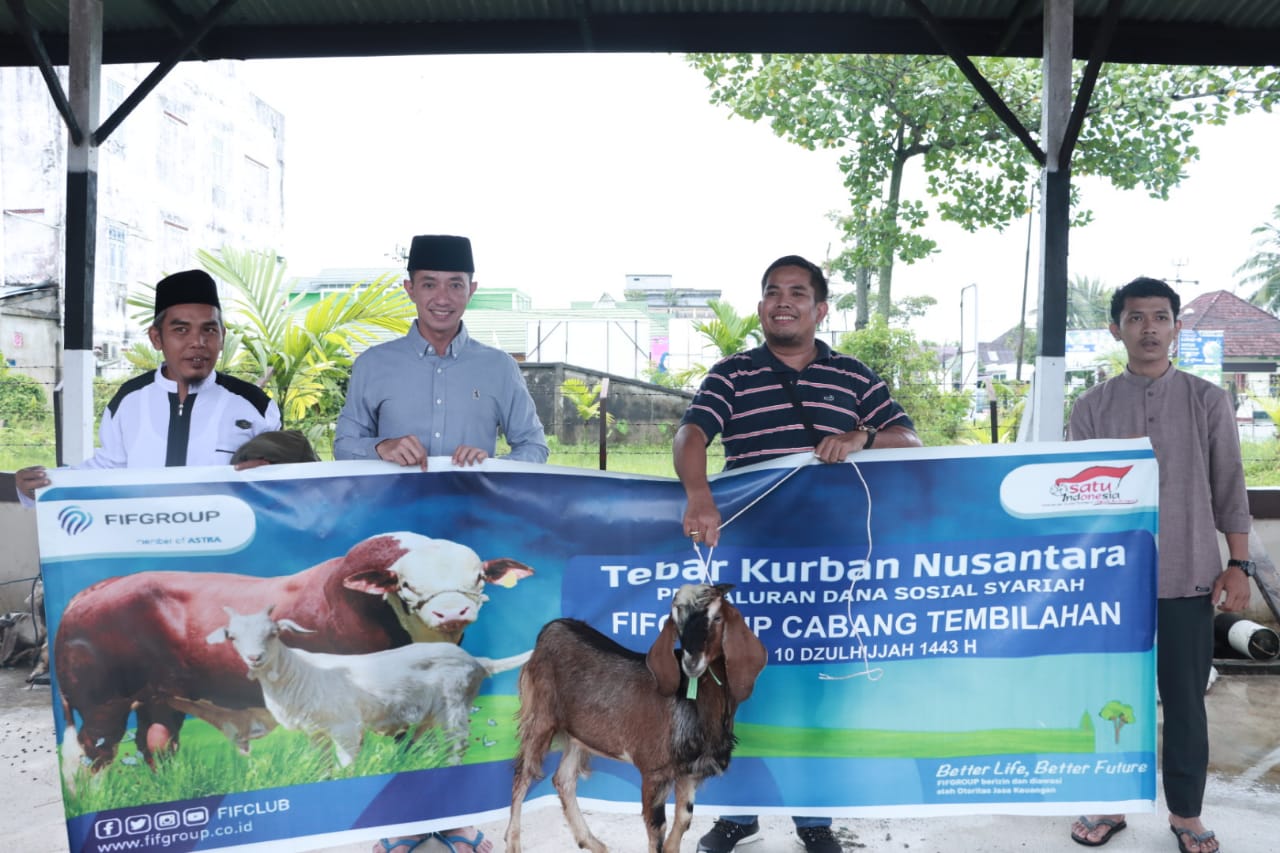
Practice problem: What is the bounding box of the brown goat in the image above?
[506,583,767,853]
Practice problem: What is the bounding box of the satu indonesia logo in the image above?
[1049,465,1136,505]
[57,505,93,535]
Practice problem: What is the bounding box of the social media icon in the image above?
[155,811,179,830]
[94,818,122,839]
[183,806,209,826]
[126,814,151,834]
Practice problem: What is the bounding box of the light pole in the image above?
[1016,181,1036,381]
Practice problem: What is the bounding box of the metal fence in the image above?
[4,368,1278,479]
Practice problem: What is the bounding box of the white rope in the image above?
[817,458,882,682]
[690,457,816,583]
[689,453,882,683]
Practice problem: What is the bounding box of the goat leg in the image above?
[661,775,697,853]
[506,760,534,853]
[442,706,472,766]
[640,773,676,853]
[508,706,560,853]
[554,739,607,853]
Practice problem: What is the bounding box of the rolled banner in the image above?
[1214,612,1280,661]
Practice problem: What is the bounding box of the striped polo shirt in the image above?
[680,340,914,470]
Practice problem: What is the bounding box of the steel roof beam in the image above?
[3,0,82,144]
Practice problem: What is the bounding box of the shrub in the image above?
[0,370,51,426]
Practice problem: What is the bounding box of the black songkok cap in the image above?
[407,235,474,274]
[154,270,221,317]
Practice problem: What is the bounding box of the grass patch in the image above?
[0,421,56,471]
[62,694,522,817]
[547,440,724,478]
[1242,439,1280,486]
[734,722,1095,758]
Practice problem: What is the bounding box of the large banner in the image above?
[36,440,1158,853]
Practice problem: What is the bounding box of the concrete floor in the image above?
[2,668,1277,853]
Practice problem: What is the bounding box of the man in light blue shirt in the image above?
[333,234,548,468]
[341,236,542,852]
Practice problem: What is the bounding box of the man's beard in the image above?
[765,328,805,348]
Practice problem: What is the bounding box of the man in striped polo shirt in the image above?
[673,253,921,853]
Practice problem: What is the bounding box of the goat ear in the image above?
[721,604,767,703]
[205,627,228,646]
[275,618,314,635]
[645,616,682,697]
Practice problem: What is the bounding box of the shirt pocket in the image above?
[217,418,259,458]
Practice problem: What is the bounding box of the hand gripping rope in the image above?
[689,453,883,684]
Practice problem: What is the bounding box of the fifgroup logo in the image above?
[40,495,257,562]
[57,505,93,535]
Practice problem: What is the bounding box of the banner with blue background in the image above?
[36,440,1158,852]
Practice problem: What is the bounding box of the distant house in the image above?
[1179,290,1280,400]
[935,330,1026,391]
[622,274,720,320]
[290,267,402,310]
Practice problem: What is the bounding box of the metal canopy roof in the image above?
[3,1,1280,68]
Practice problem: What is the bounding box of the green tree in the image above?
[128,247,416,447]
[693,298,762,357]
[1068,275,1114,330]
[838,316,968,445]
[689,54,1279,322]
[1098,700,1136,744]
[888,294,938,324]
[561,378,610,424]
[1078,709,1095,733]
[1239,203,1280,313]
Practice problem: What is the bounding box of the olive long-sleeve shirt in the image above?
[1068,365,1250,598]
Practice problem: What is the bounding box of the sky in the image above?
[235,52,1280,346]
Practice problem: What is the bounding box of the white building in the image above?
[0,61,285,384]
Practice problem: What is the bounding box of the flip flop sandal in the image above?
[1171,825,1219,853]
[429,829,488,853]
[1071,816,1128,847]
[375,838,430,853]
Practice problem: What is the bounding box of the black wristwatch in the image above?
[857,424,877,449]
[1227,558,1257,578]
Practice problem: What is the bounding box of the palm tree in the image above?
[560,378,609,424]
[1239,204,1280,313]
[693,299,762,358]
[1067,275,1113,330]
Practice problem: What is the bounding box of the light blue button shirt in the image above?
[333,322,548,463]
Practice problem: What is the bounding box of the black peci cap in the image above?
[407,235,474,274]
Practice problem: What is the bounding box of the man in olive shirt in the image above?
[1067,277,1250,853]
